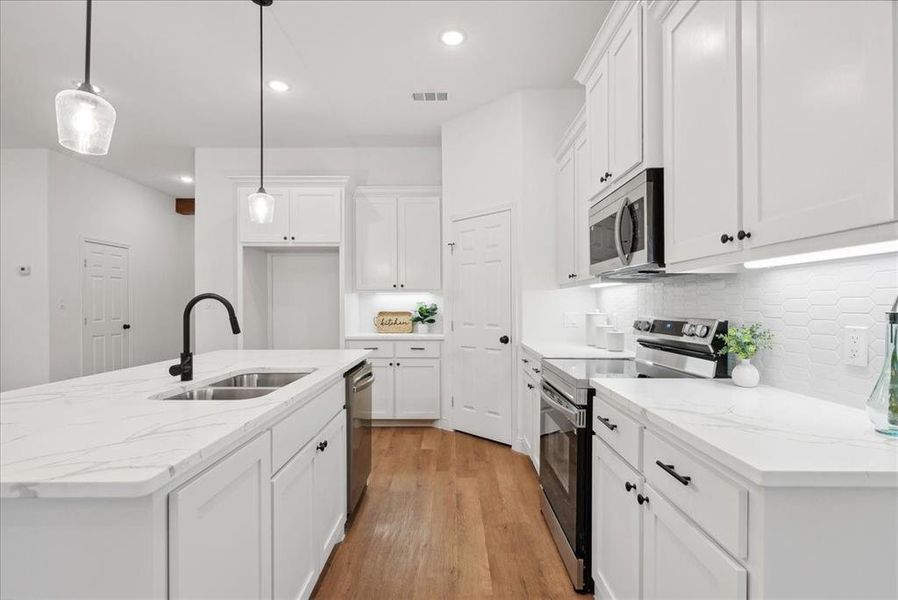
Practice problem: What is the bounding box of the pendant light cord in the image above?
[259,0,264,192]
[83,0,92,88]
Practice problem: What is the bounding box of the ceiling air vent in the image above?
[411,91,449,102]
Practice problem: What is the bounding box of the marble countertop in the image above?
[0,350,368,499]
[345,333,444,341]
[591,378,898,488]
[522,340,634,360]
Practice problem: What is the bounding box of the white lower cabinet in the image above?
[642,484,747,600]
[169,433,273,600]
[272,442,318,600]
[517,348,542,470]
[592,439,642,600]
[313,412,347,567]
[395,359,441,419]
[369,357,396,419]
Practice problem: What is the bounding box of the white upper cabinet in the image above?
[577,1,661,202]
[740,0,896,247]
[354,187,441,291]
[555,110,591,286]
[573,131,592,279]
[662,0,742,264]
[608,5,643,182]
[556,146,577,285]
[238,178,348,245]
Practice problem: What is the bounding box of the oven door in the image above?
[539,383,585,551]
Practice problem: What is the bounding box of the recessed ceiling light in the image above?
[440,30,466,47]
[267,80,290,92]
[179,175,194,184]
[73,80,102,94]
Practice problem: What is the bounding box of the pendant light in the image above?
[247,0,276,224]
[55,0,116,155]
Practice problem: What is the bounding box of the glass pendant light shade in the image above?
[248,188,275,224]
[55,88,116,155]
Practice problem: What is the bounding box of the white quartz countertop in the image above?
[591,378,898,488]
[0,350,369,499]
[522,340,634,360]
[345,333,444,341]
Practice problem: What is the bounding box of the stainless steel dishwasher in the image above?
[345,362,373,525]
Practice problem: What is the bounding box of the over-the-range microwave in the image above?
[588,168,665,280]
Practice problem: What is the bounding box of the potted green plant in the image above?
[717,323,774,388]
[412,302,438,334]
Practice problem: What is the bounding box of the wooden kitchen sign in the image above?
[373,311,414,333]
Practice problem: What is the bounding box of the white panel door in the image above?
[397,196,441,290]
[586,54,611,198]
[272,441,318,600]
[593,440,642,600]
[355,196,398,290]
[556,146,576,285]
[573,131,592,279]
[394,358,441,419]
[289,188,342,244]
[451,211,513,444]
[313,413,346,567]
[662,0,742,264]
[239,186,290,243]
[741,0,896,247]
[642,484,747,600]
[609,2,643,184]
[81,240,130,376]
[169,433,272,600]
[369,358,395,419]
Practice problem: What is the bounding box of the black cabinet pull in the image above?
[389,362,393,366]
[122,323,131,330]
[396,362,400,366]
[637,493,649,505]
[597,416,617,431]
[400,284,405,288]
[531,367,541,374]
[656,460,692,486]
[527,383,535,390]
[392,283,397,288]
[599,175,606,183]
[720,233,734,244]
[522,358,529,364]
[316,440,328,452]
[291,236,295,240]
[283,236,288,241]
[625,481,636,492]
[737,230,751,240]
[410,347,425,350]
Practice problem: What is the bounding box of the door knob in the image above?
[499,335,510,344]
[122,323,131,330]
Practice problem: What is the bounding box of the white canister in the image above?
[606,331,626,352]
[585,312,609,346]
[592,324,615,348]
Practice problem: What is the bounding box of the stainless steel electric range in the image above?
[538,317,729,592]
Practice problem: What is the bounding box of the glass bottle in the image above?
[867,306,898,436]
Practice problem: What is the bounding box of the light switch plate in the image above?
[563,312,582,328]
[844,326,868,367]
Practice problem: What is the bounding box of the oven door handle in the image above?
[541,387,585,428]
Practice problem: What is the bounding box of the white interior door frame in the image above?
[80,237,133,375]
[443,204,520,443]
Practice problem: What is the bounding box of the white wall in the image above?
[194,146,442,351]
[0,150,50,391]
[595,252,898,409]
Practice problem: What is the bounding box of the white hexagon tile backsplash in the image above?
[595,252,898,409]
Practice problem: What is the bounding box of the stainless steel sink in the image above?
[163,387,277,401]
[207,372,311,388]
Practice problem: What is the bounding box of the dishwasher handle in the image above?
[352,372,375,393]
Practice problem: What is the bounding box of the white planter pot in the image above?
[416,323,431,334]
[732,358,760,388]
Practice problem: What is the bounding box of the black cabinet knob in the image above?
[317,441,328,452]
[400,284,404,288]
[720,233,734,244]
[604,172,612,179]
[499,335,510,344]
[283,236,288,240]
[527,383,535,390]
[392,284,397,288]
[122,323,131,330]
[291,236,295,240]
[637,493,649,505]
[737,230,751,240]
[599,176,606,183]
[625,482,636,492]
[522,358,529,364]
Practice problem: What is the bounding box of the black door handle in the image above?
[656,461,692,486]
[122,323,131,330]
[499,335,510,344]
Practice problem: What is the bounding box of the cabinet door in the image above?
[289,188,342,244]
[397,196,441,290]
[313,413,347,568]
[593,440,642,600]
[369,358,395,419]
[169,433,272,600]
[528,373,541,470]
[240,187,290,243]
[586,54,611,198]
[642,484,746,600]
[394,358,441,419]
[573,131,592,280]
[741,0,896,247]
[609,3,643,184]
[518,366,534,454]
[272,442,317,600]
[556,146,577,285]
[355,197,398,290]
[662,0,742,264]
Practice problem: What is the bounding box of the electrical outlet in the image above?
[563,312,582,329]
[844,326,868,367]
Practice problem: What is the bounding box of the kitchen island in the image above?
[1,349,369,599]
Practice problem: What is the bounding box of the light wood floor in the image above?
[312,427,581,600]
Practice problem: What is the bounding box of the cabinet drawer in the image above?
[346,340,395,358]
[643,430,747,559]
[395,341,440,358]
[271,380,345,473]
[593,395,642,470]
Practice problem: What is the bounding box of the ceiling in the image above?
[0,1,612,196]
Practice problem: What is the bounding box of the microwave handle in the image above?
[614,197,630,265]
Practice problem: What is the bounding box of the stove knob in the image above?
[684,324,695,336]
[696,325,710,338]
[640,320,651,331]
[632,320,641,331]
